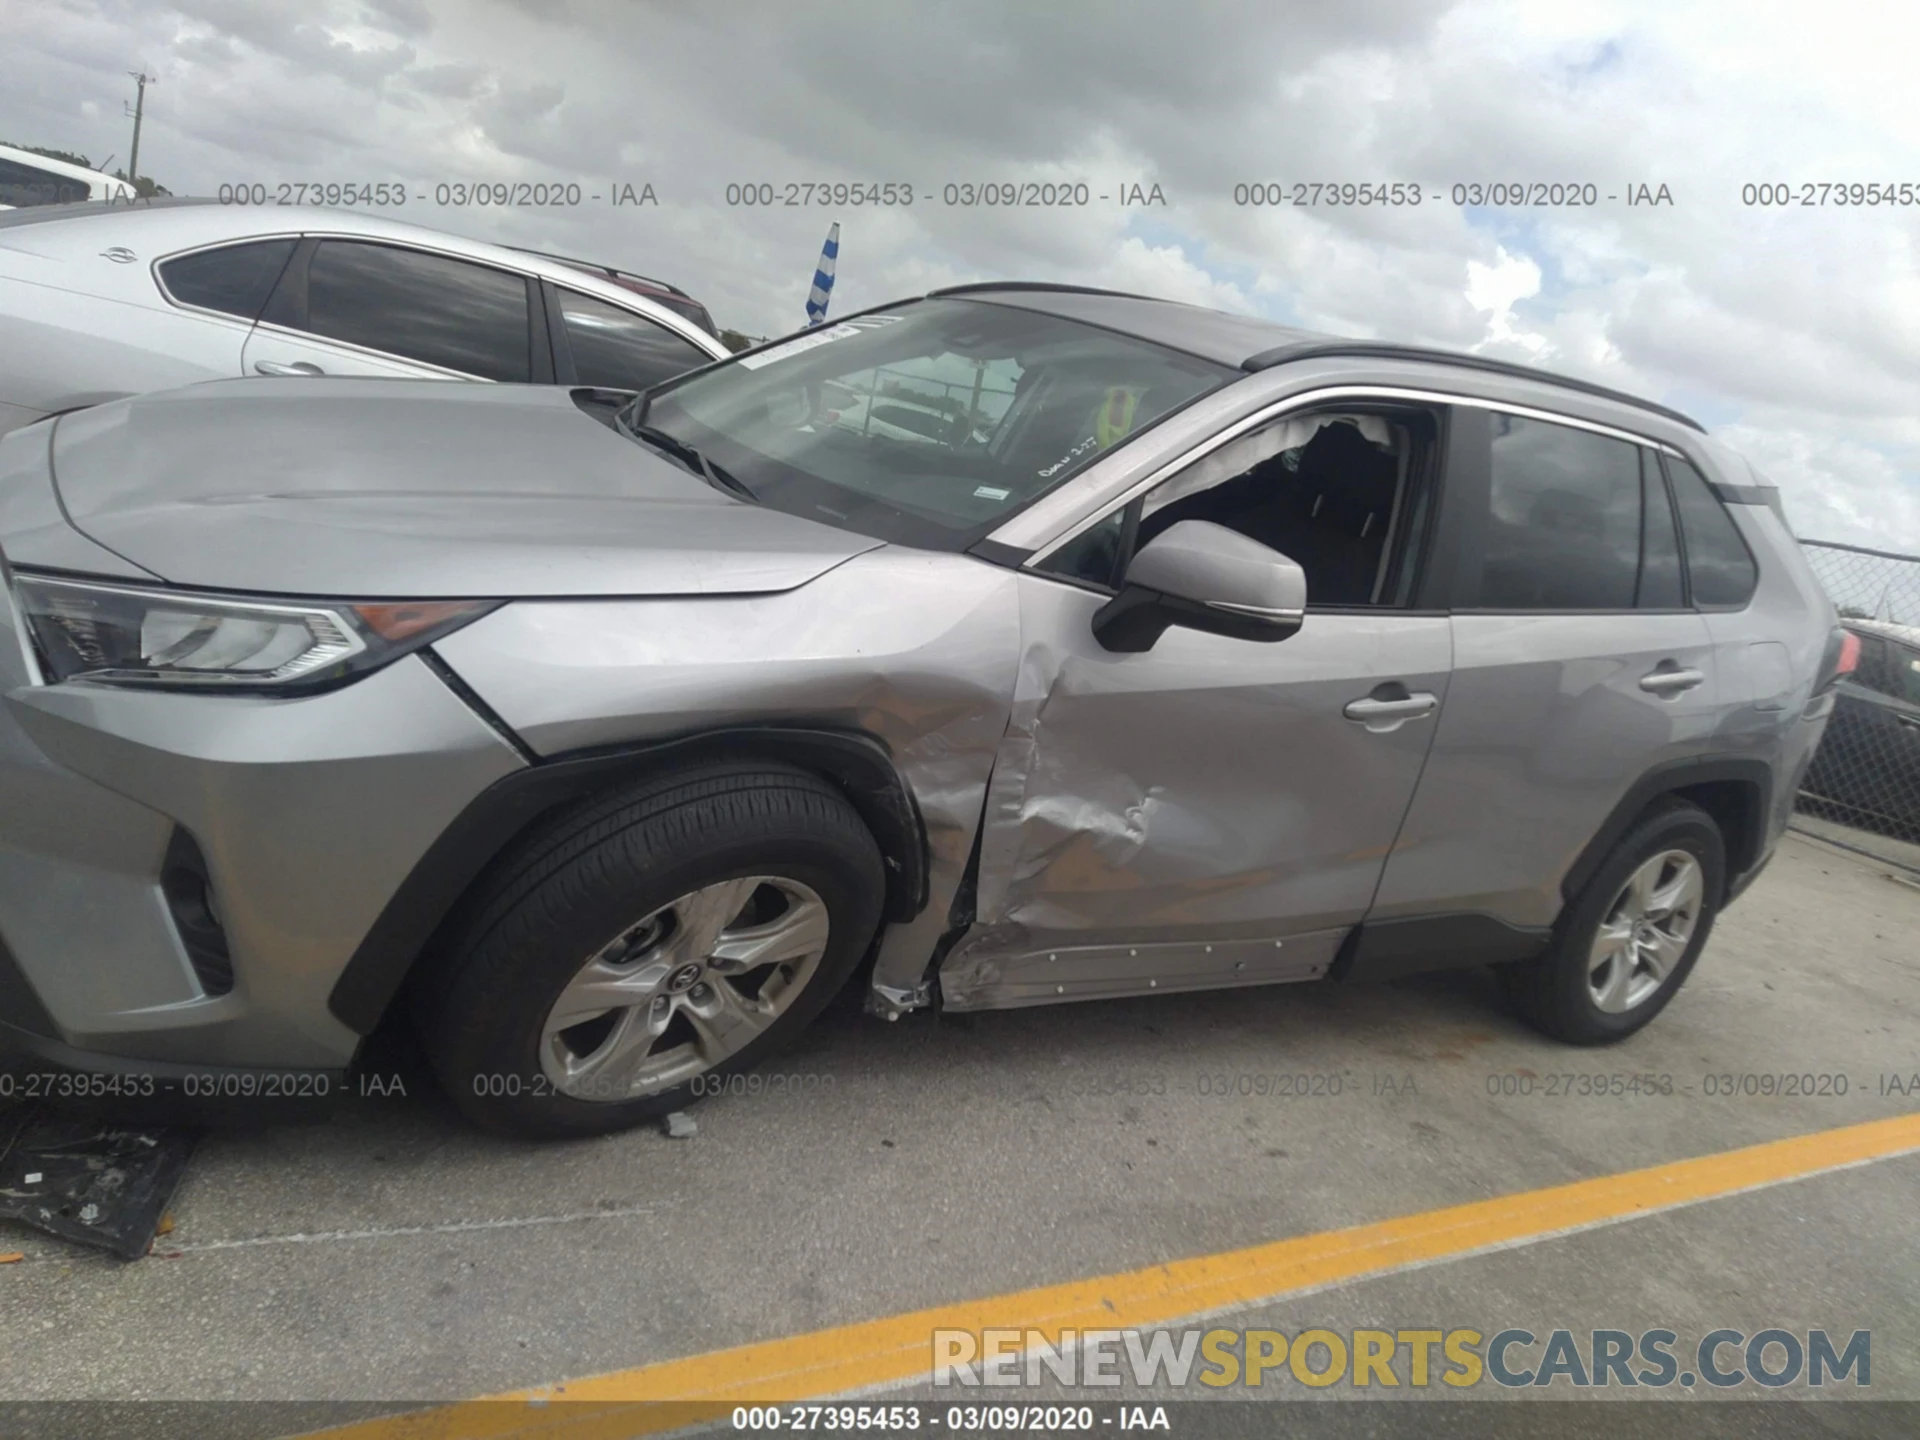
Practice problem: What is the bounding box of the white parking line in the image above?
[155,1203,661,1254]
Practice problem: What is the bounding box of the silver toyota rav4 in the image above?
[0,284,1845,1138]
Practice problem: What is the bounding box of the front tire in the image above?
[1503,800,1726,1044]
[417,761,885,1139]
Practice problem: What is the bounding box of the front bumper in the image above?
[0,577,525,1073]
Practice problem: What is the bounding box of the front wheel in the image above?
[417,762,885,1139]
[1503,800,1726,1044]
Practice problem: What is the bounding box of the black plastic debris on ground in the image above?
[0,1104,197,1259]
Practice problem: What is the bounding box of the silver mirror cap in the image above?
[1125,519,1306,623]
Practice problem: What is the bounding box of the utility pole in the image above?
[125,71,155,192]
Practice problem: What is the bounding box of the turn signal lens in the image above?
[352,600,495,642]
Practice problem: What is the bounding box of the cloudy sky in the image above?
[7,0,1919,550]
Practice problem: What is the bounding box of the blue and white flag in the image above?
[805,222,839,326]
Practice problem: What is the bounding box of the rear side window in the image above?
[304,241,531,382]
[644,290,719,335]
[158,241,297,321]
[1852,635,1894,696]
[1478,412,1642,609]
[1848,632,1920,702]
[1889,642,1920,704]
[556,289,710,391]
[1665,455,1758,607]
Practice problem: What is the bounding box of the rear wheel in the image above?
[1503,800,1725,1044]
[417,761,885,1138]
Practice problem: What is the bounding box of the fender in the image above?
[326,724,929,1035]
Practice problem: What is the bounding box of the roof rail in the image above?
[928,280,1181,304]
[506,246,694,298]
[1242,341,1705,433]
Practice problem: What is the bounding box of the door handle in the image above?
[1638,666,1706,697]
[1343,690,1438,730]
[254,360,323,376]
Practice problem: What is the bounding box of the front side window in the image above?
[557,288,710,391]
[636,298,1231,549]
[1044,408,1431,606]
[158,240,298,321]
[303,241,531,382]
[1477,413,1643,610]
[1664,454,1759,607]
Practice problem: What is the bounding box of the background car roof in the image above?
[0,143,137,193]
[0,197,727,356]
[1844,617,1920,650]
[929,281,1704,433]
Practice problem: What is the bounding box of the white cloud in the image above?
[1465,246,1547,354]
[1718,423,1920,552]
[2,0,1916,546]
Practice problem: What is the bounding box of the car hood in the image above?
[45,379,883,597]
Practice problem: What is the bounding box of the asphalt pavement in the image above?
[0,829,1914,1439]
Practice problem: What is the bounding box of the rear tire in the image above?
[416,761,885,1139]
[1503,800,1726,1044]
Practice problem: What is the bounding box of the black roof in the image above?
[929,281,1704,433]
[931,281,1320,370]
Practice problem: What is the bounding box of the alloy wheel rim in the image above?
[1587,849,1702,1014]
[539,875,830,1099]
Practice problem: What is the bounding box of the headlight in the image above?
[12,574,498,693]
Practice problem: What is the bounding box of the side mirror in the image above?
[1092,520,1306,653]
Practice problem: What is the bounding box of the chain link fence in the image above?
[1793,539,1920,873]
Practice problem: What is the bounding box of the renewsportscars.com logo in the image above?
[932,1326,1871,1390]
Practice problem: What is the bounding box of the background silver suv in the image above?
[0,284,1843,1138]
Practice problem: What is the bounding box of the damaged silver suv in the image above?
[0,283,1845,1137]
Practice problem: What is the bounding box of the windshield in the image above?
[632,297,1232,549]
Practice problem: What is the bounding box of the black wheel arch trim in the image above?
[1558,754,1772,907]
[326,725,930,1035]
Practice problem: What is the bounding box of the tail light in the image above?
[1836,629,1861,677]
[1815,625,1861,694]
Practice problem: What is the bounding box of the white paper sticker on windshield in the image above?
[973,485,1012,500]
[736,315,901,370]
[737,323,861,369]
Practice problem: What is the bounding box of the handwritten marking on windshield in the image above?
[1037,434,1101,479]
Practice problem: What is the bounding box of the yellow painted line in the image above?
[301,1111,1920,1440]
